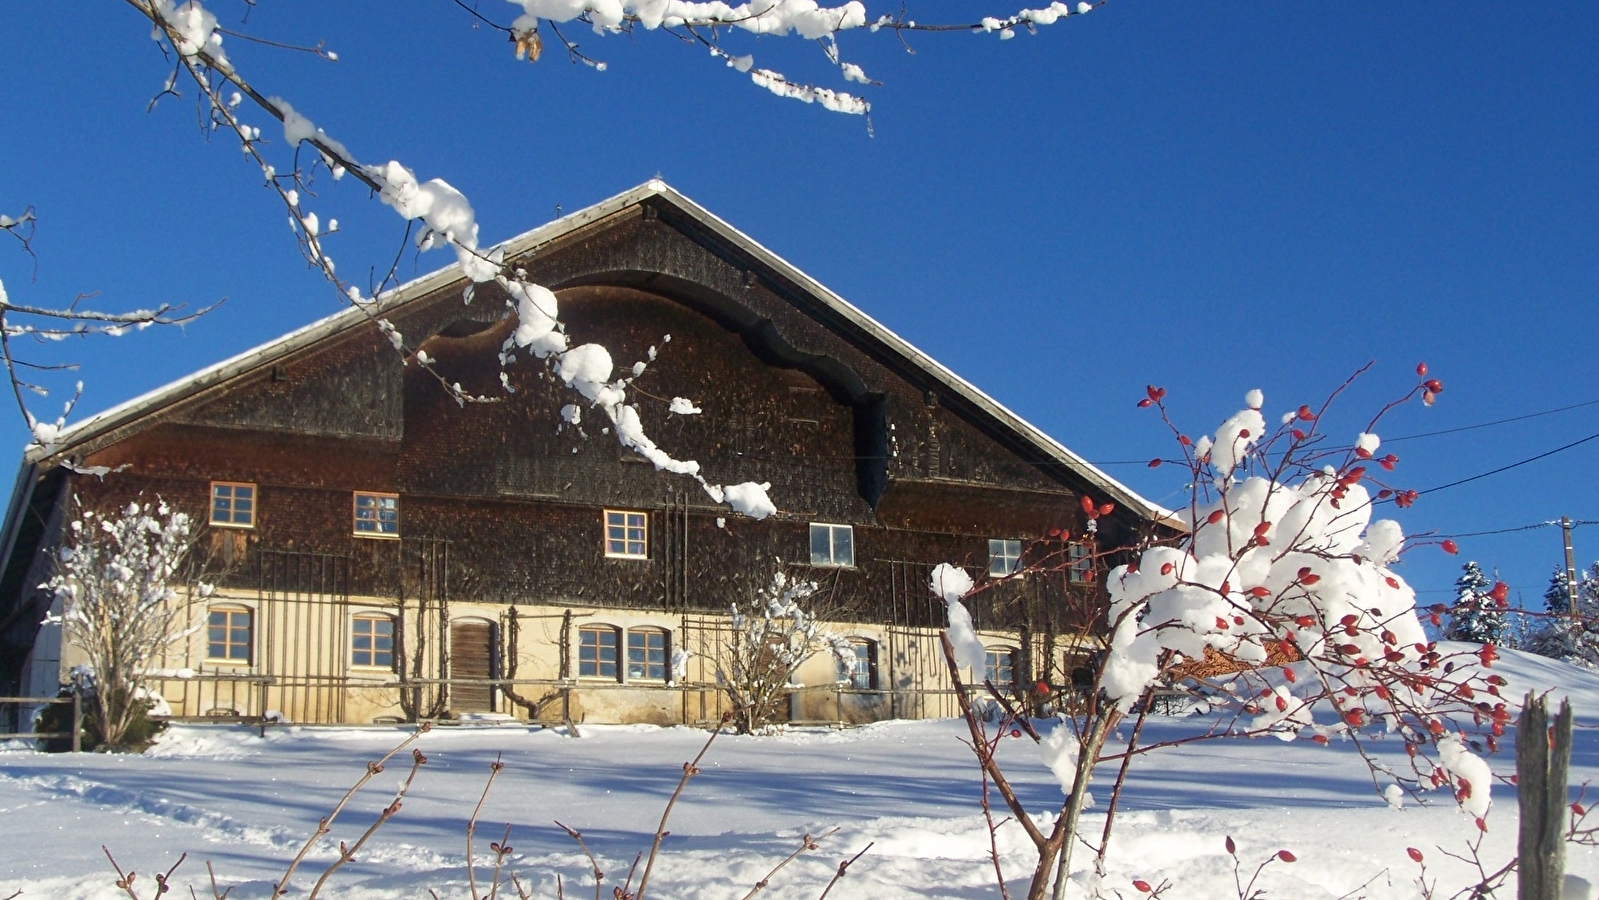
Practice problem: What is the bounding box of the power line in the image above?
[1088,397,1599,465]
[1418,430,1599,495]
[1433,521,1563,539]
[1432,519,1599,539]
[1384,397,1599,444]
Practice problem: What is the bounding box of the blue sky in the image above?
[2,2,1595,613]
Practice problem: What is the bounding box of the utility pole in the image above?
[1563,516,1579,617]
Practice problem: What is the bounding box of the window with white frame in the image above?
[604,510,648,559]
[838,639,876,690]
[207,606,253,664]
[578,625,620,680]
[809,523,854,567]
[627,628,669,681]
[210,482,256,528]
[984,647,1016,688]
[351,614,396,670]
[353,492,399,538]
[988,539,1022,576]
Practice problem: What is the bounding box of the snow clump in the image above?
[931,564,985,674]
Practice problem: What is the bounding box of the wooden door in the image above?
[450,619,495,714]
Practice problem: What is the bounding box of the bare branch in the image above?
[634,718,728,900]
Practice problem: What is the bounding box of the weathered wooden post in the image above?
[70,689,82,753]
[1517,692,1573,900]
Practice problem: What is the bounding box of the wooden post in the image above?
[70,690,82,754]
[1517,692,1572,900]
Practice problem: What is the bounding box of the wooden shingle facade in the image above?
[0,182,1164,726]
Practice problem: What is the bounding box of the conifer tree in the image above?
[1444,561,1507,644]
[1525,562,1599,669]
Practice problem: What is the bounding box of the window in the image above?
[354,492,400,538]
[605,510,648,559]
[988,539,1022,577]
[809,523,854,567]
[838,639,876,690]
[578,625,620,679]
[351,614,396,669]
[207,606,253,664]
[210,482,256,528]
[628,628,669,681]
[984,647,1016,687]
[1068,543,1091,583]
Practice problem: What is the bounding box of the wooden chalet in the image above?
[0,181,1164,727]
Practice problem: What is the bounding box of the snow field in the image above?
[1,645,1596,899]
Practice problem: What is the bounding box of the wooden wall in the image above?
[7,199,1153,705]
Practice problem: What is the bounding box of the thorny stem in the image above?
[1049,706,1120,900]
[941,633,1046,851]
[306,748,428,900]
[271,725,429,898]
[975,727,1014,900]
[1331,869,1390,900]
[634,718,728,900]
[1095,702,1151,871]
[737,828,837,900]
[814,842,873,900]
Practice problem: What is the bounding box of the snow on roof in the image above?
[25,180,1168,523]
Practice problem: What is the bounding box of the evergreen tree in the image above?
[1525,562,1599,669]
[1545,566,1576,615]
[1444,561,1508,644]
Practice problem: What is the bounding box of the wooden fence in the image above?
[0,693,81,751]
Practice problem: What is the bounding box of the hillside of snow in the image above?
[2,645,1596,899]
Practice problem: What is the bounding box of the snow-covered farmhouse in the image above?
[0,182,1164,727]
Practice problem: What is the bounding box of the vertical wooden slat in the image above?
[450,620,494,713]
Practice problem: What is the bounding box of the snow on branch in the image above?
[122,0,789,521]
[110,0,1114,524]
[931,369,1513,898]
[0,216,220,450]
[43,499,212,748]
[507,0,869,38]
[717,568,854,733]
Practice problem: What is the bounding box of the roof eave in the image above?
[22,182,668,467]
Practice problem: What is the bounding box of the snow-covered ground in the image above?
[4,646,1597,900]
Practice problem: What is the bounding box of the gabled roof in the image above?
[22,180,1166,522]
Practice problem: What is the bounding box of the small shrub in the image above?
[35,687,165,753]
